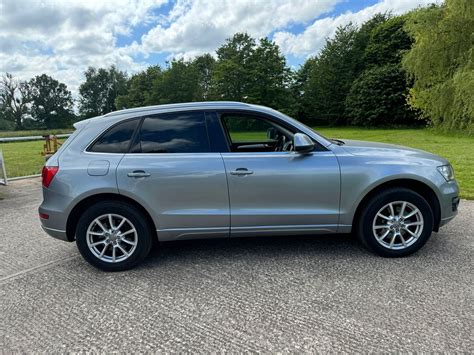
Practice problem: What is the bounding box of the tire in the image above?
[356,188,434,257]
[76,201,154,271]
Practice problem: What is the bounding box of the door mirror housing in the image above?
[293,133,315,153]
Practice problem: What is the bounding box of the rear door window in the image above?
[133,111,210,153]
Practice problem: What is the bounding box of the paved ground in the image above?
[0,178,473,352]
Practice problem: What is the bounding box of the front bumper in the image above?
[437,180,460,228]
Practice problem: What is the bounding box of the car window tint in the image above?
[137,112,210,153]
[222,114,276,143]
[89,119,139,153]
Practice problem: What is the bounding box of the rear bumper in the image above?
[39,203,70,242]
[41,225,69,241]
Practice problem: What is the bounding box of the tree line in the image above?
[0,0,472,134]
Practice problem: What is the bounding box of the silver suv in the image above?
[39,102,459,271]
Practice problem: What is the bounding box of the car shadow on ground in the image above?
[137,233,367,270]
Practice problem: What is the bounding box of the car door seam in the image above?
[220,153,232,238]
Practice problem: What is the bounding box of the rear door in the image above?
[116,111,229,241]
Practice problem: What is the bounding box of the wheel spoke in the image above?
[108,214,114,229]
[404,208,419,219]
[99,244,109,257]
[121,228,136,237]
[399,202,407,217]
[400,234,407,247]
[117,244,129,257]
[377,229,391,241]
[88,231,105,236]
[96,219,108,233]
[121,238,136,246]
[404,228,417,237]
[389,234,396,249]
[90,240,106,247]
[377,213,391,221]
[388,203,395,217]
[116,218,126,230]
[405,221,423,227]
[112,247,116,262]
[374,225,390,230]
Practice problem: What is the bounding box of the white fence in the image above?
[0,149,7,185]
[0,133,71,143]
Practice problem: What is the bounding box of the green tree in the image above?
[211,33,256,101]
[345,15,417,126]
[364,15,413,67]
[290,58,317,120]
[115,66,161,109]
[192,54,216,100]
[0,73,31,130]
[79,66,128,118]
[352,13,390,74]
[345,64,418,126]
[29,74,74,129]
[150,59,200,104]
[303,24,359,124]
[403,0,474,133]
[247,38,292,112]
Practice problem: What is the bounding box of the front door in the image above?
[218,112,340,236]
[117,111,229,241]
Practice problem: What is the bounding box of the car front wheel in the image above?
[357,188,434,257]
[76,201,153,271]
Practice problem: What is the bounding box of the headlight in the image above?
[437,164,455,181]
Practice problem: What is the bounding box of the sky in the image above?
[0,0,440,97]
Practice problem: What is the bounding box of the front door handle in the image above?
[230,168,254,176]
[127,170,151,178]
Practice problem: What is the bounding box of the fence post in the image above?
[0,149,7,186]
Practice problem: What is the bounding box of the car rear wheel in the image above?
[76,201,153,271]
[357,188,434,257]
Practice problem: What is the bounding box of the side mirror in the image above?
[293,133,315,153]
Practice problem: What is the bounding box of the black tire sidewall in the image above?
[358,188,434,257]
[76,201,153,271]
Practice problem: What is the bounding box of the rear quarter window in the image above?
[89,119,139,153]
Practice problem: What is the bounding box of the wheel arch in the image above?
[66,193,157,241]
[352,178,441,233]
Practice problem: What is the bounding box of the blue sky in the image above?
[0,0,438,95]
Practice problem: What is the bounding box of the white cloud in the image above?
[0,0,167,96]
[139,0,342,56]
[273,0,443,59]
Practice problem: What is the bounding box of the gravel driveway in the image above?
[1,178,473,352]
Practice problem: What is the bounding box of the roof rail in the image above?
[105,101,251,117]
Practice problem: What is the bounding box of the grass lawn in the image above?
[1,127,472,199]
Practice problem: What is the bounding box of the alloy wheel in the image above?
[86,214,138,263]
[372,201,424,250]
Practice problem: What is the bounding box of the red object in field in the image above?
[42,166,59,188]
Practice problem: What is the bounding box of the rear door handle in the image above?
[127,170,151,178]
[230,168,254,176]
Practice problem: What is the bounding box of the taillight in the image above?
[42,166,59,188]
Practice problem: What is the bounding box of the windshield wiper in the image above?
[330,138,345,145]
